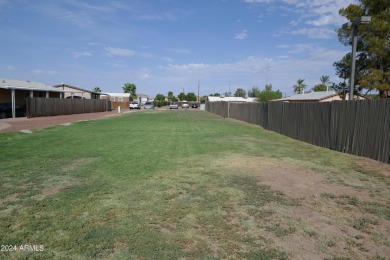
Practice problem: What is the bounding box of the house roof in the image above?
[53,84,93,93]
[208,96,257,102]
[274,91,338,102]
[0,78,64,92]
[102,93,132,97]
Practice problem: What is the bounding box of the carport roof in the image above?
[0,78,68,92]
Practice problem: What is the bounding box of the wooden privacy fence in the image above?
[206,100,390,164]
[112,102,130,109]
[26,98,111,118]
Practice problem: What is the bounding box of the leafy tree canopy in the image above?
[257,84,282,102]
[155,94,165,101]
[186,92,197,101]
[123,83,137,98]
[312,75,332,92]
[336,0,390,98]
[178,92,186,101]
[248,86,261,97]
[234,88,246,97]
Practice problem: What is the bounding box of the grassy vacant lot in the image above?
[0,110,389,259]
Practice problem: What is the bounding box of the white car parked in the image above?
[182,101,189,108]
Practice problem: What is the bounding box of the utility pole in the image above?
[198,80,200,105]
[265,63,270,87]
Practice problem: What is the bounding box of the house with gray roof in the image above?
[53,84,101,99]
[0,78,65,118]
[207,96,257,102]
[273,91,368,102]
[0,78,91,118]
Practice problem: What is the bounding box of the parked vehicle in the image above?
[169,102,178,109]
[0,103,26,119]
[144,101,154,110]
[191,103,198,108]
[129,101,140,110]
[182,101,189,108]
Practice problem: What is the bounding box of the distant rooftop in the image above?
[208,96,257,102]
[275,91,338,102]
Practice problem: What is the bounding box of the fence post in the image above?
[228,102,230,118]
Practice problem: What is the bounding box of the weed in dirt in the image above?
[353,217,379,232]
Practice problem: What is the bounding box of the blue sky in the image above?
[0,0,356,97]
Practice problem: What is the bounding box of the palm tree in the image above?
[92,87,101,93]
[293,79,307,94]
[312,75,332,92]
[320,75,331,86]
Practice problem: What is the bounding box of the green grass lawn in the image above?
[1,110,389,259]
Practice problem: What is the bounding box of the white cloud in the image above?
[168,48,191,54]
[105,47,135,57]
[290,27,335,39]
[139,73,151,79]
[234,30,248,40]
[244,0,273,3]
[72,51,91,58]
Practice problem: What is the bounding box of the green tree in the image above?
[248,86,261,97]
[312,75,332,92]
[265,84,273,92]
[234,88,246,97]
[336,0,390,98]
[292,79,307,94]
[223,92,232,97]
[155,94,165,101]
[209,93,221,97]
[178,92,186,101]
[186,92,197,101]
[123,83,137,99]
[154,94,166,107]
[256,84,282,102]
[167,91,178,102]
[92,87,101,93]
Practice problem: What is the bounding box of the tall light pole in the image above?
[342,16,371,101]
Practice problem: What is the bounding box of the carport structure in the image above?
[0,78,83,118]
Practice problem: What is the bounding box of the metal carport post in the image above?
[11,88,16,118]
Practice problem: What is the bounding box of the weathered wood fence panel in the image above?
[206,99,390,164]
[26,98,111,118]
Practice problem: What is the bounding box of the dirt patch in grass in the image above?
[60,157,99,172]
[217,155,373,201]
[213,154,390,259]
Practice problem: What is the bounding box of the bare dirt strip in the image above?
[0,110,132,133]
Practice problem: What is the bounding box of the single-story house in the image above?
[53,84,101,99]
[273,91,369,102]
[207,96,257,102]
[0,78,67,118]
[100,93,152,103]
[100,93,132,102]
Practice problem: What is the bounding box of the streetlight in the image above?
[342,16,371,101]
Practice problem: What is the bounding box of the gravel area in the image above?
[0,110,131,133]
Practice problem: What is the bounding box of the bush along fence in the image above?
[206,99,390,164]
[26,98,111,118]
